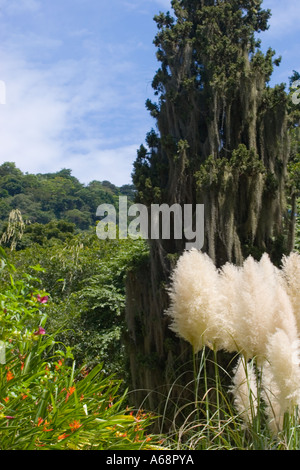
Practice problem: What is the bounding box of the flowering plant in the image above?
[0,247,162,450]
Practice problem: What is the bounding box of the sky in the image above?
[0,0,299,187]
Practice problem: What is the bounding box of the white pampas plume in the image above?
[165,249,225,353]
[218,262,243,353]
[219,255,274,360]
[260,253,298,346]
[230,357,258,427]
[221,253,297,362]
[239,255,280,361]
[262,329,300,433]
[281,252,300,334]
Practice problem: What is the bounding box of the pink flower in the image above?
[34,326,46,336]
[37,294,48,304]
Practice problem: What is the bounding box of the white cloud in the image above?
[64,144,139,186]
[0,54,69,173]
[0,29,150,186]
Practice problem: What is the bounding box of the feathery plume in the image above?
[165,249,225,353]
[218,262,243,353]
[220,254,297,362]
[230,356,258,427]
[262,329,300,433]
[238,255,279,361]
[281,252,300,334]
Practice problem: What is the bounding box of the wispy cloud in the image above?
[0,10,153,186]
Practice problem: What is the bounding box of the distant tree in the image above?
[19,220,75,248]
[101,180,118,194]
[64,209,92,230]
[0,175,24,196]
[0,162,22,177]
[119,184,137,203]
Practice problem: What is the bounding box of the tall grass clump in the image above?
[165,248,300,449]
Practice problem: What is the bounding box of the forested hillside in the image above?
[0,161,135,239]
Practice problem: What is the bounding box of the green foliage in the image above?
[0,249,162,450]
[195,144,266,189]
[7,229,150,377]
[0,163,136,233]
[287,127,300,196]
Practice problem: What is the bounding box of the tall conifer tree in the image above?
[126,0,297,413]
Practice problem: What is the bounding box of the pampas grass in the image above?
[165,248,226,353]
[165,248,300,438]
[263,329,300,433]
[281,252,300,333]
[230,357,258,426]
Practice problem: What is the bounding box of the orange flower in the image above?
[37,417,44,427]
[65,386,76,402]
[42,420,53,432]
[55,359,63,370]
[4,397,9,403]
[69,420,81,432]
[6,370,14,381]
[35,440,46,448]
[58,433,69,441]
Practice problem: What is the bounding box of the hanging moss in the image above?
[127,0,296,418]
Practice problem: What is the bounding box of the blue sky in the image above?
[0,0,299,187]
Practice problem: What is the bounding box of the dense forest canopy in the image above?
[0,161,135,246]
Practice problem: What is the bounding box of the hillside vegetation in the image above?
[0,162,135,238]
